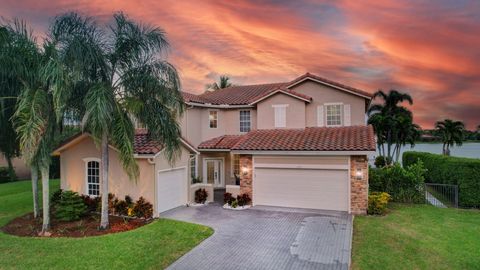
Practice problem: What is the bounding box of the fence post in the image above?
[455,185,458,208]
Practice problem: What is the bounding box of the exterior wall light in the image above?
[241,166,249,176]
[355,168,363,180]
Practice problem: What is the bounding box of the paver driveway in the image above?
[162,204,352,270]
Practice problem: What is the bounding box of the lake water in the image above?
[370,142,480,165]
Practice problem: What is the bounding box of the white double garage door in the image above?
[253,156,350,212]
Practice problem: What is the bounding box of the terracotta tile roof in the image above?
[288,73,373,98]
[198,135,246,149]
[198,126,376,152]
[133,129,164,155]
[181,73,372,106]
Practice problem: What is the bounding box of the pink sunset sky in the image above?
[1,0,479,129]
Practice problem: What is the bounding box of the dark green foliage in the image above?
[125,195,133,206]
[50,188,63,205]
[369,162,426,203]
[133,197,153,219]
[53,190,87,221]
[194,188,208,204]
[403,151,480,208]
[374,156,392,168]
[0,167,11,183]
[237,193,251,207]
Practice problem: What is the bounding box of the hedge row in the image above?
[403,151,480,208]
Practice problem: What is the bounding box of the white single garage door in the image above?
[157,168,187,214]
[253,168,349,211]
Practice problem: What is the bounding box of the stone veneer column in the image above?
[350,155,369,215]
[239,155,253,201]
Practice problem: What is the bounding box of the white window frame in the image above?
[272,104,288,128]
[189,154,198,179]
[83,158,101,197]
[324,103,343,127]
[239,110,251,133]
[208,110,218,129]
[231,154,240,177]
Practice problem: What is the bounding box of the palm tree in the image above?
[47,12,184,229]
[368,90,415,164]
[435,119,464,155]
[1,20,43,220]
[4,20,58,232]
[205,75,232,91]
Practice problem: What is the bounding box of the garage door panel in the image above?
[157,168,187,214]
[254,168,349,211]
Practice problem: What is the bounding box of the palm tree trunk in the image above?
[31,165,40,219]
[5,155,17,181]
[40,165,50,232]
[99,132,109,230]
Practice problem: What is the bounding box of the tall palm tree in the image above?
[205,75,232,91]
[4,20,58,232]
[435,119,464,155]
[368,90,415,164]
[47,12,184,229]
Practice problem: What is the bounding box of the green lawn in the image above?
[0,180,213,270]
[352,204,480,270]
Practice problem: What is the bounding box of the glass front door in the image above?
[205,159,222,187]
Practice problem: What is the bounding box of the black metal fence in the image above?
[425,183,458,208]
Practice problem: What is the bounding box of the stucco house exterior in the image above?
[53,73,376,216]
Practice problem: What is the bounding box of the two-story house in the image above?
[53,73,375,216]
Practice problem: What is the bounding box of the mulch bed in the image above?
[2,213,151,237]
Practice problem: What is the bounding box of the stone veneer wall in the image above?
[350,155,369,215]
[239,155,253,200]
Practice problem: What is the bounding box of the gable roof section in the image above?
[287,73,373,99]
[198,126,376,152]
[182,73,372,107]
[53,130,199,157]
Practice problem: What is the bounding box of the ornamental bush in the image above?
[194,188,208,204]
[368,192,391,215]
[369,162,426,203]
[54,190,87,221]
[133,197,153,219]
[403,151,480,208]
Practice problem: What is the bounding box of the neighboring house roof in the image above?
[52,130,199,157]
[198,126,376,152]
[182,73,372,106]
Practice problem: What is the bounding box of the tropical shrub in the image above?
[133,197,153,219]
[51,189,63,205]
[81,195,101,212]
[231,199,238,208]
[374,156,392,168]
[0,167,11,183]
[224,192,234,204]
[114,199,129,216]
[403,151,480,208]
[368,192,391,215]
[53,191,87,221]
[237,194,251,206]
[195,188,208,204]
[369,162,426,203]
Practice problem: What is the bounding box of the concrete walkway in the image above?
[162,204,352,270]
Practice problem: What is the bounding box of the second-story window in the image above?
[209,110,218,128]
[239,110,251,132]
[273,104,288,128]
[326,104,343,126]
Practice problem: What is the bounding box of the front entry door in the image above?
[205,159,223,188]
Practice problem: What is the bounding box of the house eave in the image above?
[286,77,372,100]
